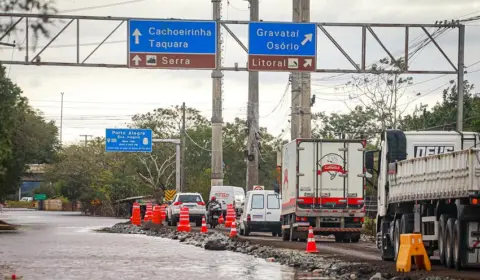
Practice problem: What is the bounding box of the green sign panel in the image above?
[34,193,47,200]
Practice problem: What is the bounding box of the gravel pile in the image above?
[98,223,459,280]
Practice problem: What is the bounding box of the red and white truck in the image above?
[278,139,366,242]
[368,129,480,270]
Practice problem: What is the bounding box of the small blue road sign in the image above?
[248,22,317,72]
[105,128,152,152]
[128,19,217,69]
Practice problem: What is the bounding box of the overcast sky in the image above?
[2,0,480,144]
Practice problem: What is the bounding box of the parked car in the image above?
[167,192,206,227]
[239,190,281,236]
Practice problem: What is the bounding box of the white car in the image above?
[167,192,206,227]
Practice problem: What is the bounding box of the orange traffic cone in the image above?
[177,207,191,232]
[200,216,208,233]
[131,202,141,226]
[144,203,153,222]
[229,220,237,238]
[225,204,236,227]
[152,205,161,225]
[218,213,224,224]
[305,226,319,253]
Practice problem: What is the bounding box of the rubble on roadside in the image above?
[98,223,460,280]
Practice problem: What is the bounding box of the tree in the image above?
[312,106,379,142]
[400,80,479,132]
[336,57,413,131]
[131,105,208,138]
[0,65,59,199]
[0,0,57,48]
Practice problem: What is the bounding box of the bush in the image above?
[5,200,36,208]
[362,217,376,236]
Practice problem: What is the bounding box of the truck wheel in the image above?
[445,218,456,269]
[438,214,450,265]
[453,219,464,270]
[380,219,395,261]
[244,226,250,236]
[239,228,244,235]
[282,229,289,241]
[196,219,202,227]
[394,218,401,260]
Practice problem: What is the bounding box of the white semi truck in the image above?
[366,130,480,270]
[278,139,366,242]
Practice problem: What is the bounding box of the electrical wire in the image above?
[59,0,149,14]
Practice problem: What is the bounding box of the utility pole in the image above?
[246,0,260,191]
[291,0,312,139]
[80,134,92,147]
[211,0,224,187]
[457,24,465,131]
[180,102,186,192]
[60,92,64,144]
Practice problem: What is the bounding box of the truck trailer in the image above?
[367,129,480,270]
[279,139,366,242]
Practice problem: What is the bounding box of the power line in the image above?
[59,0,149,14]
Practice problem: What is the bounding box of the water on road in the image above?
[0,210,299,280]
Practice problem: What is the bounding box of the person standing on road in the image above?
[0,201,4,213]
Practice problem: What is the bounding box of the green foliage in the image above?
[44,106,280,208]
[0,65,59,200]
[5,200,35,208]
[400,80,480,132]
[44,138,144,206]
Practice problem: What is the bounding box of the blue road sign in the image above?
[105,128,152,152]
[128,20,217,54]
[248,22,317,56]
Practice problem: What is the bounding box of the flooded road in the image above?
[0,210,298,280]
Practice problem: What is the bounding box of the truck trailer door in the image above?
[315,141,349,208]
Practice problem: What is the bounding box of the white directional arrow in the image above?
[303,58,312,68]
[301,33,313,46]
[132,55,141,66]
[132,28,142,44]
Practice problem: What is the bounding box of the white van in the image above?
[233,187,245,215]
[239,190,281,236]
[209,186,235,217]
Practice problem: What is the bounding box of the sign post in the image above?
[248,22,317,72]
[253,185,264,191]
[105,128,153,152]
[128,20,217,69]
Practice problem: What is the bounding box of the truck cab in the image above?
[366,129,480,269]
